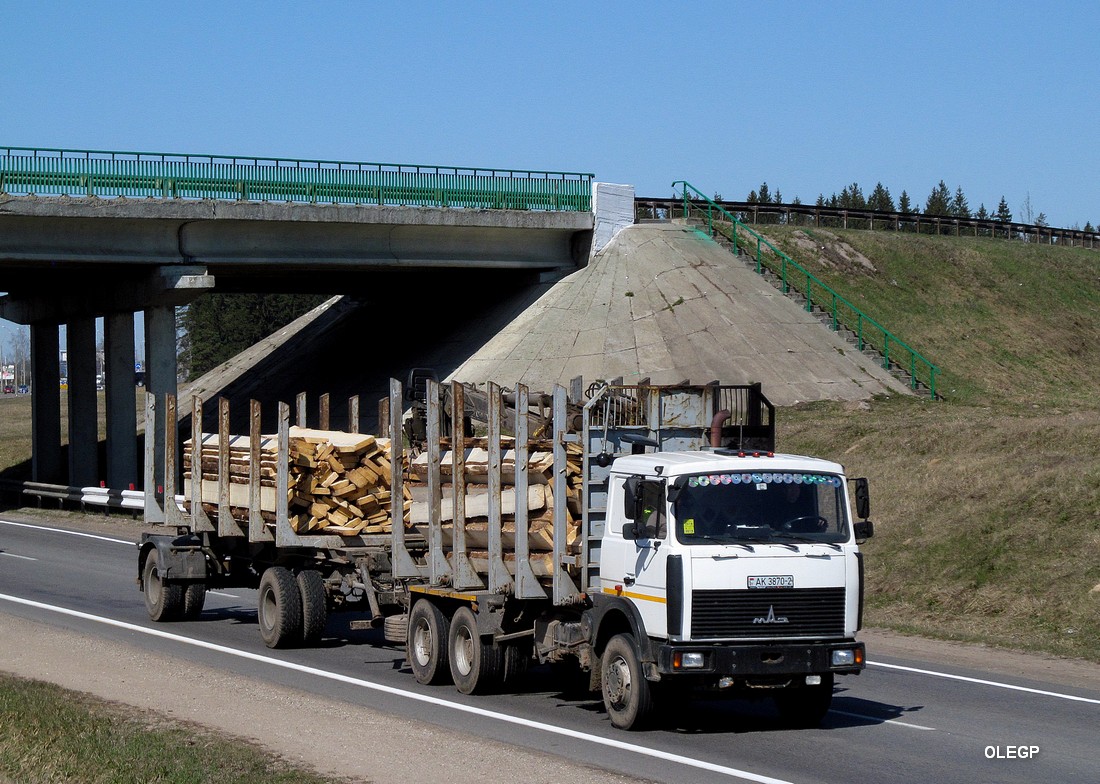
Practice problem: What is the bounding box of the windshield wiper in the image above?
[769,532,842,552]
[695,535,755,552]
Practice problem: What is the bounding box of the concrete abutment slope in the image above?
[187,223,908,430]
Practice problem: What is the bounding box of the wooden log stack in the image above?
[407,437,585,578]
[182,427,410,537]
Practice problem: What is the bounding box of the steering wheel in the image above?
[781,515,829,533]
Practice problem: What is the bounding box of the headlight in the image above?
[673,651,706,669]
[831,649,856,667]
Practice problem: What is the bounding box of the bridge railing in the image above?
[671,181,940,398]
[0,146,594,212]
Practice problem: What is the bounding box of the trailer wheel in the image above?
[257,566,302,649]
[182,583,207,620]
[297,570,328,645]
[408,599,451,685]
[774,674,834,728]
[601,634,654,730]
[143,549,183,622]
[448,606,503,695]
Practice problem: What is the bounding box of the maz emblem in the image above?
[752,605,789,624]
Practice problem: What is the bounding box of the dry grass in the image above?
[761,224,1100,663]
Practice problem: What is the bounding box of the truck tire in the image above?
[182,583,207,620]
[383,613,409,644]
[774,674,834,728]
[408,599,451,685]
[448,606,503,695]
[257,566,303,649]
[502,641,531,688]
[601,634,654,730]
[143,549,184,622]
[297,570,327,645]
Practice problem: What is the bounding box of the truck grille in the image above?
[690,588,845,639]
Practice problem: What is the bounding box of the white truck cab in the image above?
[583,394,872,729]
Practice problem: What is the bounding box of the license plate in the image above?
[748,574,794,589]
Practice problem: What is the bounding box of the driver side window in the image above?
[638,481,667,539]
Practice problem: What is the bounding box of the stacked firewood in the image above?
[407,437,585,578]
[286,427,409,535]
[182,427,409,536]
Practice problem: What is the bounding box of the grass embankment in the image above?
[757,226,1100,661]
[0,674,337,784]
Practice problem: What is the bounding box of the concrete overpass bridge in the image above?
[0,146,622,497]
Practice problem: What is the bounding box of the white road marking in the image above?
[0,519,134,546]
[0,552,38,561]
[829,709,935,730]
[0,593,793,784]
[868,661,1100,705]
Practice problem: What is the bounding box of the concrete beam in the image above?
[0,266,213,324]
[104,312,138,490]
[30,324,62,483]
[0,197,593,288]
[66,318,99,486]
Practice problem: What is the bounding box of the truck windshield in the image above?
[673,472,850,545]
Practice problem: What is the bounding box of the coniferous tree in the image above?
[1036,212,1048,227]
[1085,221,1095,232]
[951,187,970,218]
[839,182,865,209]
[924,181,952,215]
[996,197,1012,222]
[182,292,328,380]
[867,182,895,212]
[976,203,990,220]
[898,190,913,214]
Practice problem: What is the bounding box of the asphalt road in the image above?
[1,512,1098,784]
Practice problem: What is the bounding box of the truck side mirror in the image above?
[854,520,874,541]
[854,477,870,520]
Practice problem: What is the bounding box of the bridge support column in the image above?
[105,312,138,490]
[144,304,178,521]
[66,317,99,487]
[30,323,62,483]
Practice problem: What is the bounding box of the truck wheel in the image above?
[774,674,834,728]
[297,570,327,645]
[448,606,503,695]
[182,583,207,620]
[502,641,531,688]
[601,634,654,730]
[408,599,452,685]
[143,549,183,622]
[257,566,303,649]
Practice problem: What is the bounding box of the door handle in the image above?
[623,575,636,586]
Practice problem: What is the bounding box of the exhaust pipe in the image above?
[710,409,731,447]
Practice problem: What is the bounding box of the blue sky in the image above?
[1,0,1097,345]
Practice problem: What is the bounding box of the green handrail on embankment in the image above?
[672,181,939,399]
[0,146,594,212]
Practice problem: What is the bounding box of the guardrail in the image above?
[635,196,1099,249]
[0,146,594,212]
[671,182,939,399]
[0,479,149,513]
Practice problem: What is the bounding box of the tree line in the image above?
[731,181,1097,233]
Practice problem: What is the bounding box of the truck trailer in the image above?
[138,376,873,730]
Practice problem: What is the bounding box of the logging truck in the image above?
[137,375,873,730]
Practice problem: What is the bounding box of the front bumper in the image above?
[653,639,865,678]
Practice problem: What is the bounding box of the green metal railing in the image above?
[672,181,939,398]
[0,146,594,211]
